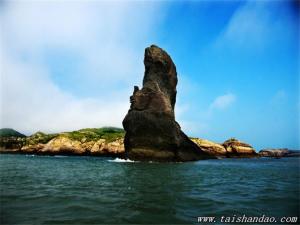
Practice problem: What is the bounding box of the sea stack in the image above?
[122,45,214,162]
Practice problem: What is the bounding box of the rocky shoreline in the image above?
[0,128,125,157]
[259,149,300,158]
[1,128,298,159]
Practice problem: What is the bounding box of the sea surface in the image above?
[0,154,299,225]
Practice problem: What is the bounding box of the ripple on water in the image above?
[0,155,299,224]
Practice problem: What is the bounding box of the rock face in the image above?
[222,138,257,157]
[191,138,258,157]
[42,136,85,154]
[122,45,214,162]
[17,136,125,156]
[191,138,227,157]
[38,136,125,156]
[89,138,124,155]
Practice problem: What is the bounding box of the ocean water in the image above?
[0,154,299,225]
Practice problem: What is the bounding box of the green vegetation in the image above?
[0,127,125,146]
[64,127,125,142]
[26,132,58,145]
[0,128,26,138]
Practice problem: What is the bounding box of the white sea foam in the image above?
[108,158,136,163]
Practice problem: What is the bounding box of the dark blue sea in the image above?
[0,154,299,224]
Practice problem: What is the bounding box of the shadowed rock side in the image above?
[122,45,214,162]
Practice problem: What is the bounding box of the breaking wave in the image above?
[108,157,136,163]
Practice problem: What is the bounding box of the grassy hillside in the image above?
[64,127,125,142]
[0,127,125,144]
[26,132,58,145]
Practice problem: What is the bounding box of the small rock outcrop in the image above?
[191,138,258,157]
[191,138,227,157]
[89,138,124,155]
[259,149,300,158]
[223,138,257,157]
[42,136,85,154]
[122,45,214,162]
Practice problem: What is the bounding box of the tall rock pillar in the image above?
[122,45,213,162]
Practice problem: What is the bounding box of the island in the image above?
[1,46,298,160]
[1,127,297,159]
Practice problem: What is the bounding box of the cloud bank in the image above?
[0,1,164,134]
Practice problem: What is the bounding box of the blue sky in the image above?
[0,0,299,150]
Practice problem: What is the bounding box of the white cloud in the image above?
[0,54,130,134]
[0,1,165,134]
[210,93,236,110]
[1,1,164,82]
[215,1,277,51]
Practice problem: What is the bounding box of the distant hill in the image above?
[0,128,26,138]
